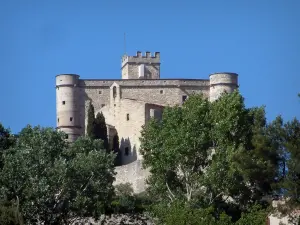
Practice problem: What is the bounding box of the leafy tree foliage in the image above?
[86,101,95,139]
[112,133,122,166]
[150,200,267,225]
[0,125,115,225]
[140,91,279,222]
[0,199,24,225]
[94,112,109,151]
[86,103,109,151]
[0,123,16,169]
[280,118,300,204]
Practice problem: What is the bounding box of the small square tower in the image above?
[121,51,160,79]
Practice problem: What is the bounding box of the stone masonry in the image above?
[55,51,239,193]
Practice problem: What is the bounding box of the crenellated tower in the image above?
[56,74,82,142]
[121,51,160,79]
[209,72,238,102]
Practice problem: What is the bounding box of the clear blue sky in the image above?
[1,0,299,133]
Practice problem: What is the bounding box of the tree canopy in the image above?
[86,102,109,151]
[94,112,109,151]
[139,91,288,222]
[0,125,115,224]
[1,91,300,224]
[86,101,96,139]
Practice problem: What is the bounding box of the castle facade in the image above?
[55,51,238,192]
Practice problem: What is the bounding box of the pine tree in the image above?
[112,133,121,166]
[86,101,95,139]
[94,112,109,151]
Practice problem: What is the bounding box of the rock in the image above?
[71,213,155,225]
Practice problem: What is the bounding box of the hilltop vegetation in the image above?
[1,91,300,224]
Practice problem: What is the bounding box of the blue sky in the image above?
[1,0,300,133]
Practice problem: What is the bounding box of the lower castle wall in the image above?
[114,159,150,193]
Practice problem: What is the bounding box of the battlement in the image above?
[121,51,160,68]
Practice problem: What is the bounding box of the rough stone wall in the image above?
[121,64,129,79]
[80,79,210,88]
[57,71,238,193]
[121,51,160,79]
[122,63,160,79]
[115,98,146,162]
[114,160,150,194]
[84,86,110,112]
[209,73,238,102]
[56,74,84,141]
[145,103,164,124]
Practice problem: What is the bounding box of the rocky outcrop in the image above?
[72,213,155,225]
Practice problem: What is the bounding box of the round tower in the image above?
[56,74,81,142]
[209,72,238,102]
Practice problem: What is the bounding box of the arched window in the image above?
[113,86,117,98]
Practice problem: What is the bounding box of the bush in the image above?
[149,201,269,225]
[107,183,153,214]
[0,200,24,225]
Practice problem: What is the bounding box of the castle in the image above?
[55,51,239,192]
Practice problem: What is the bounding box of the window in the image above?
[182,95,187,103]
[70,117,73,122]
[126,113,129,121]
[62,101,65,105]
[114,104,116,107]
[101,104,105,108]
[65,134,68,139]
[57,118,59,123]
[160,90,164,94]
[125,147,129,156]
[113,86,117,98]
[99,90,102,94]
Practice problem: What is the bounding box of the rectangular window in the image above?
[182,95,187,103]
[70,117,73,121]
[160,90,164,94]
[57,118,59,123]
[126,114,129,121]
[99,90,102,94]
[62,101,65,105]
[138,64,145,78]
[125,147,129,156]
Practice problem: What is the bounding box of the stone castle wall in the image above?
[56,51,239,193]
[121,51,160,79]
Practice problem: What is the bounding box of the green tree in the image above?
[281,118,300,204]
[0,125,115,224]
[140,91,279,221]
[112,133,121,166]
[0,199,24,225]
[140,94,212,203]
[86,101,96,139]
[0,123,16,169]
[150,200,236,225]
[235,204,268,225]
[94,112,109,151]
